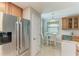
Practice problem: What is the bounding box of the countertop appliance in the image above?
[0,13,30,56]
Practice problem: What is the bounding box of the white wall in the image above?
[23,7,41,56]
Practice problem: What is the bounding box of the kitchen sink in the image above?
[62,35,72,41]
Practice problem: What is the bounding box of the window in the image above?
[47,19,59,34]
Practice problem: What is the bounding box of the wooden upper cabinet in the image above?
[0,2,6,13]
[10,3,23,17]
[73,17,79,29]
[5,3,12,15]
[62,16,79,30]
[68,17,73,29]
[62,18,68,29]
[0,2,23,17]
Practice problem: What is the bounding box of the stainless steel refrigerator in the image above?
[0,13,30,56]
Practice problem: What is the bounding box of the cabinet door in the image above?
[15,7,23,17]
[5,3,12,15]
[10,3,22,17]
[68,18,73,29]
[78,17,79,29]
[73,17,78,29]
[10,4,17,16]
[62,18,68,29]
[0,2,6,13]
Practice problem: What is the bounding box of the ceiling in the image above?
[13,2,79,13]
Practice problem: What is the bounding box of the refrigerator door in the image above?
[19,21,25,54]
[1,14,17,55]
[22,20,30,50]
[19,19,30,55]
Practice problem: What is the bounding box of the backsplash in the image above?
[62,30,79,36]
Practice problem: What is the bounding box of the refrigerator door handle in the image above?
[16,22,20,50]
[18,21,21,50]
[15,23,17,50]
[19,22,23,49]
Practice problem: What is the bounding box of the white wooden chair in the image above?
[48,34,57,46]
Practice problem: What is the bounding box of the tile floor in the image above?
[37,45,61,56]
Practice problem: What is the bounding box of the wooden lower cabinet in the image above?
[0,2,23,17]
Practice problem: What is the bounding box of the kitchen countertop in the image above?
[62,40,79,45]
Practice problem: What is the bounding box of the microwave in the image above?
[0,32,12,45]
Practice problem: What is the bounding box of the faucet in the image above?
[71,32,74,36]
[71,31,74,41]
